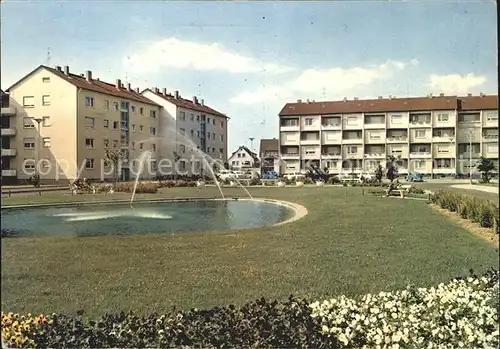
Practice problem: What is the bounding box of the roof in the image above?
[143,89,228,118]
[279,95,498,116]
[228,146,259,162]
[7,65,160,106]
[259,138,279,155]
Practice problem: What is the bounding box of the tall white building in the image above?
[278,94,498,177]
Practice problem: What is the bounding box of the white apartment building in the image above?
[278,94,498,177]
[141,88,229,175]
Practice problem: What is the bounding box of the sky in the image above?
[1,0,498,152]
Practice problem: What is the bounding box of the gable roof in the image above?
[259,138,279,155]
[228,146,259,162]
[7,65,160,106]
[279,95,498,116]
[143,89,228,118]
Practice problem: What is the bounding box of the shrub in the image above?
[303,178,314,184]
[249,178,260,186]
[328,176,341,184]
[113,182,159,194]
[431,191,499,231]
[158,180,176,188]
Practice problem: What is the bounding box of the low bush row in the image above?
[430,191,499,233]
[2,269,498,348]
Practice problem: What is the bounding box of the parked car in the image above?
[284,172,306,181]
[218,170,237,181]
[406,172,424,182]
[262,171,280,179]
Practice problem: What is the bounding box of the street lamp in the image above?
[249,137,255,152]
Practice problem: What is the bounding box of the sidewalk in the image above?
[450,184,499,194]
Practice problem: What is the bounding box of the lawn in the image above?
[1,186,498,317]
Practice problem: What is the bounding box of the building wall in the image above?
[8,68,78,182]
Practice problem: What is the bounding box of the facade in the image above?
[227,146,259,170]
[141,88,229,175]
[278,94,498,177]
[1,89,18,184]
[259,138,280,175]
[5,65,162,183]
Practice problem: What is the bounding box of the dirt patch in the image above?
[429,204,499,248]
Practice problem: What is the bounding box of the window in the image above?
[220,121,224,128]
[488,144,498,153]
[139,107,144,115]
[132,124,136,132]
[150,127,156,136]
[196,115,200,122]
[104,120,109,129]
[348,146,358,154]
[326,161,338,168]
[152,144,157,152]
[196,131,200,138]
[85,159,95,169]
[103,139,109,147]
[213,119,215,125]
[212,147,216,153]
[437,113,449,122]
[219,148,223,154]
[42,116,51,127]
[179,144,186,153]
[104,100,110,110]
[23,117,34,128]
[42,137,51,147]
[220,135,224,142]
[346,116,357,125]
[191,114,194,121]
[24,159,35,170]
[305,118,313,126]
[150,160,157,171]
[85,96,94,107]
[85,117,95,128]
[207,148,210,153]
[113,102,119,111]
[113,121,119,129]
[24,138,35,148]
[113,140,118,148]
[139,143,143,150]
[131,106,135,112]
[41,95,51,106]
[414,161,425,169]
[42,77,50,83]
[415,130,426,138]
[41,159,50,168]
[150,110,156,118]
[180,128,185,135]
[179,161,186,170]
[207,133,211,139]
[190,130,194,136]
[437,146,449,153]
[391,115,402,124]
[369,133,381,140]
[85,138,94,148]
[486,111,498,122]
[23,96,35,107]
[207,117,211,124]
[212,132,215,139]
[416,145,428,153]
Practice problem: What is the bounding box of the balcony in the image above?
[483,134,499,142]
[0,107,16,116]
[1,148,17,157]
[1,128,16,136]
[300,138,320,145]
[409,152,432,159]
[1,169,16,176]
[342,138,363,145]
[302,152,320,160]
[322,153,342,159]
[409,121,431,128]
[364,153,386,159]
[280,153,300,159]
[432,136,455,143]
[321,123,341,130]
[433,167,455,174]
[280,138,300,146]
[280,124,300,132]
[458,152,481,159]
[386,136,408,143]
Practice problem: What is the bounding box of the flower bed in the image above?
[2,269,498,348]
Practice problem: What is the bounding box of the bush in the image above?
[249,178,260,186]
[2,269,498,348]
[431,191,499,231]
[303,178,314,184]
[158,180,176,188]
[328,176,341,184]
[113,182,159,194]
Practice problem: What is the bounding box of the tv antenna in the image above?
[46,47,51,65]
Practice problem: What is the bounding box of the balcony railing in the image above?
[321,123,341,128]
[1,128,16,136]
[458,153,481,159]
[365,153,386,158]
[386,136,408,142]
[1,149,17,157]
[483,134,499,139]
[0,107,16,116]
[281,153,300,158]
[409,152,431,158]
[1,169,16,176]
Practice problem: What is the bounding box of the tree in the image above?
[323,166,329,174]
[375,164,383,183]
[476,157,496,183]
[385,155,400,182]
[105,148,126,185]
[172,151,181,180]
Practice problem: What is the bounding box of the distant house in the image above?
[227,146,259,170]
[259,138,279,175]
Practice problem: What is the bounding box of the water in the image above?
[130,150,152,203]
[1,200,293,238]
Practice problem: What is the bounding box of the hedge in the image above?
[430,191,499,233]
[2,269,498,348]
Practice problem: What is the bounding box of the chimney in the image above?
[154,87,159,93]
[297,99,302,103]
[201,99,204,106]
[378,96,383,99]
[64,66,69,76]
[127,83,131,91]
[439,93,444,97]
[162,88,167,95]
[55,65,62,72]
[85,70,92,82]
[174,90,179,99]
[193,96,198,104]
[135,87,140,93]
[115,79,121,89]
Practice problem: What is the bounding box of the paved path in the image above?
[451,184,499,194]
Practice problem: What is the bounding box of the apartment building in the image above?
[1,89,18,184]
[142,88,229,174]
[278,94,498,177]
[5,65,162,183]
[259,138,280,175]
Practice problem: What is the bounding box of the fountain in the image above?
[130,150,152,203]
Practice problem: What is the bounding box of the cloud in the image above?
[124,37,294,75]
[230,59,419,105]
[427,73,487,95]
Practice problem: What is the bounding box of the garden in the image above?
[1,186,499,348]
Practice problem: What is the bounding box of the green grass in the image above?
[1,186,498,317]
